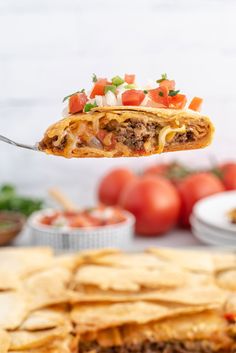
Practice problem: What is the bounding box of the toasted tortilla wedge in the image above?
[71,301,219,334]
[85,252,168,269]
[23,267,72,310]
[0,329,11,353]
[80,311,227,345]
[72,265,186,292]
[39,107,214,158]
[216,269,236,291]
[0,247,53,279]
[20,308,68,331]
[9,325,70,351]
[70,284,226,306]
[0,291,29,330]
[147,247,215,273]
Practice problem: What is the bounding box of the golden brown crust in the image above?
[39,107,214,158]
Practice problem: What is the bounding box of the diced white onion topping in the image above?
[105,90,117,106]
[141,94,150,106]
[95,95,104,107]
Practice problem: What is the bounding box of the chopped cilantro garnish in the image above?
[156,73,167,83]
[124,84,136,89]
[62,89,85,103]
[92,73,98,82]
[84,102,97,112]
[105,85,116,94]
[169,90,180,97]
[143,90,148,94]
[159,91,164,97]
[112,75,124,86]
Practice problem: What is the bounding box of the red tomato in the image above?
[169,94,187,109]
[69,92,88,114]
[188,97,203,112]
[148,86,169,107]
[90,78,108,98]
[98,168,136,206]
[144,163,170,177]
[220,162,236,190]
[177,172,225,227]
[125,74,135,84]
[119,176,181,236]
[159,79,175,90]
[122,90,145,106]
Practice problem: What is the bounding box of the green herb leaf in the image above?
[169,90,180,97]
[159,91,164,97]
[124,84,136,89]
[0,184,43,217]
[92,73,98,82]
[156,73,167,83]
[112,75,124,86]
[105,85,117,94]
[143,89,148,94]
[84,102,97,113]
[62,89,85,103]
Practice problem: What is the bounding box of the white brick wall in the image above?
[0,0,236,205]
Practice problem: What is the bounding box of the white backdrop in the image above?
[0,0,235,206]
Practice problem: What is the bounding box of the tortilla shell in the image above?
[71,301,219,333]
[73,265,186,292]
[0,329,11,353]
[0,291,29,330]
[39,106,214,158]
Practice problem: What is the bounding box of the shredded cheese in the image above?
[158,125,186,153]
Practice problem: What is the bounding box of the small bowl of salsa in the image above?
[0,212,26,245]
[28,206,134,251]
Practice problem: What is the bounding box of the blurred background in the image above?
[0,0,236,248]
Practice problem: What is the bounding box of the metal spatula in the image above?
[0,135,39,151]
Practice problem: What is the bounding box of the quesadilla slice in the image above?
[39,74,214,158]
[72,302,236,353]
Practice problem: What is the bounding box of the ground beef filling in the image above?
[104,119,195,151]
[105,119,159,151]
[40,119,196,153]
[79,340,231,353]
[39,135,67,152]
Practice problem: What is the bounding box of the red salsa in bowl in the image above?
[38,206,127,229]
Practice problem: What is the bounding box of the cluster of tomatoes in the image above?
[97,162,236,236]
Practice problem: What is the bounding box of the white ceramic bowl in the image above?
[27,208,135,251]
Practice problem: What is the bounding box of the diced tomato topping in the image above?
[122,89,145,106]
[125,74,135,84]
[159,79,175,90]
[97,130,116,149]
[169,94,187,109]
[224,313,236,322]
[188,96,203,112]
[40,212,60,225]
[146,100,167,108]
[90,78,108,98]
[97,130,107,142]
[69,92,88,114]
[148,86,169,107]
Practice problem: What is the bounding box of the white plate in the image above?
[192,228,227,246]
[193,191,236,233]
[191,217,236,246]
[190,215,236,242]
